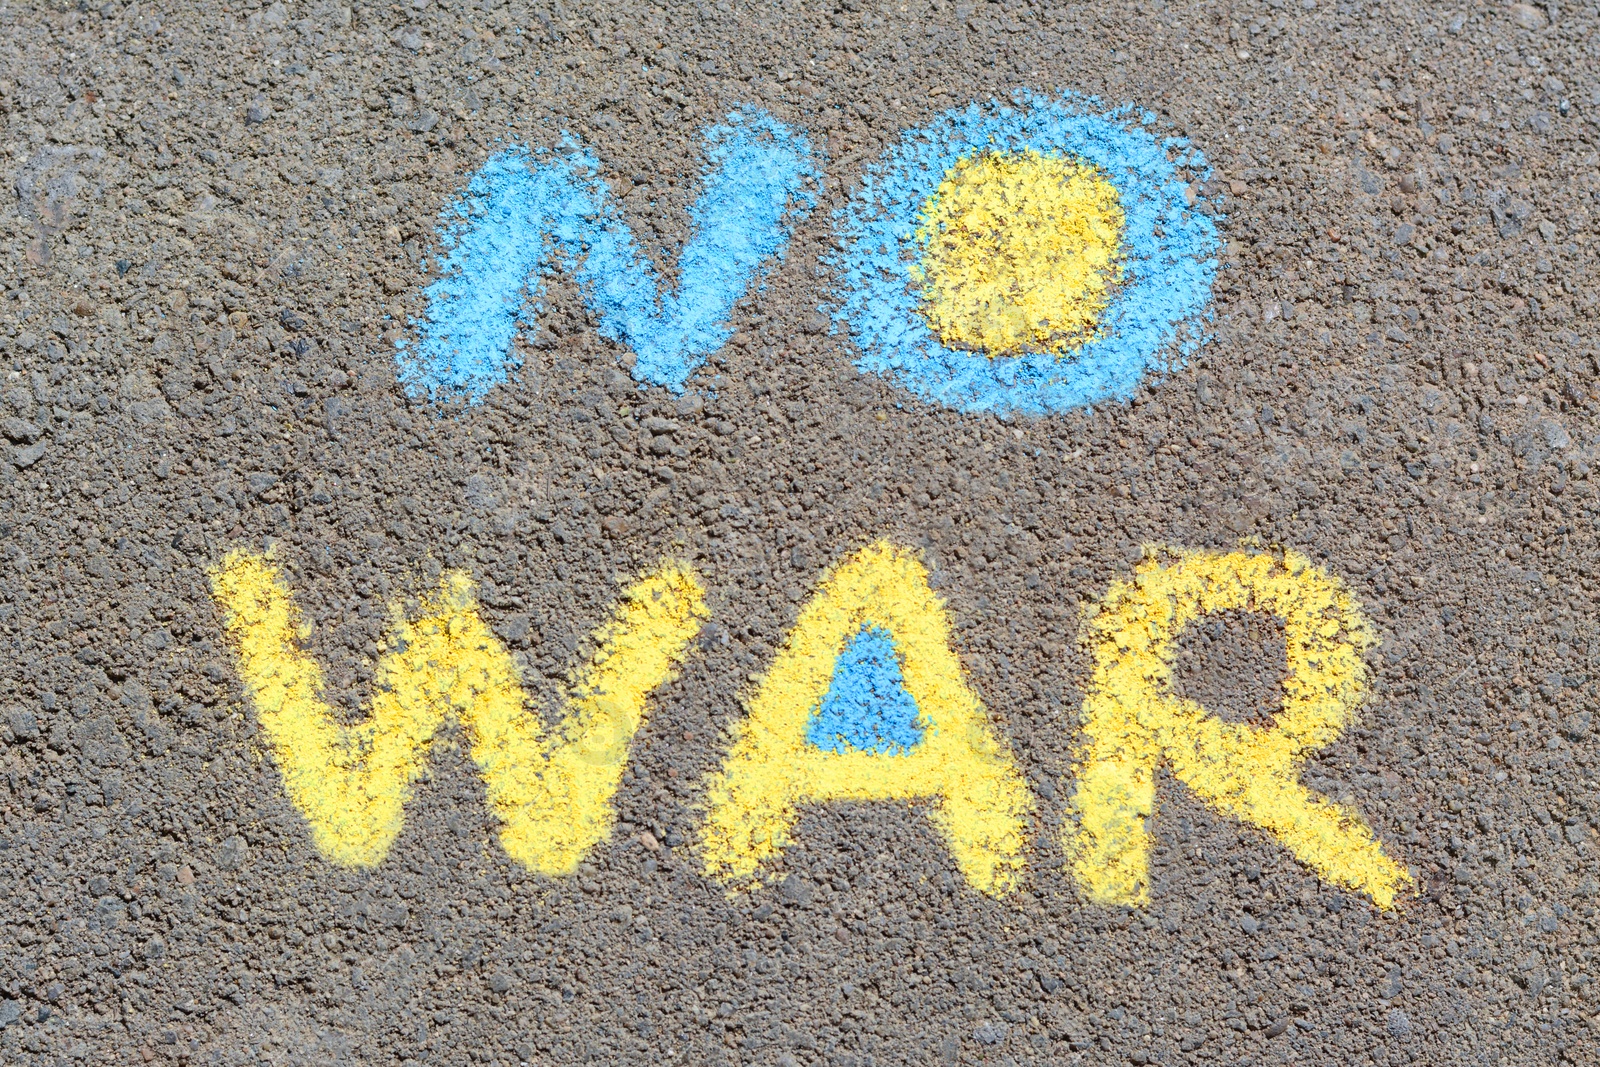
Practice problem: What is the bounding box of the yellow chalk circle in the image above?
[209,549,706,873]
[1067,547,1412,909]
[701,541,1033,898]
[912,149,1126,358]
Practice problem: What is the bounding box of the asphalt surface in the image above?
[3,1,1599,1064]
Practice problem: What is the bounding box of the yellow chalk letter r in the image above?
[1068,547,1411,909]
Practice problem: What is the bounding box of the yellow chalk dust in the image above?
[913,149,1126,358]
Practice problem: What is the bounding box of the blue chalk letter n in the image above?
[399,109,818,401]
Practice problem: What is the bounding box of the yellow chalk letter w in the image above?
[209,550,706,873]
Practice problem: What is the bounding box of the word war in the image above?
[401,91,1219,416]
[210,542,1412,910]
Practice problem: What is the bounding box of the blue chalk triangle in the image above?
[805,625,925,756]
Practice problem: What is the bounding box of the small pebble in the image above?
[972,1022,1006,1046]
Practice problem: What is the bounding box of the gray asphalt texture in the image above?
[2,0,1599,1064]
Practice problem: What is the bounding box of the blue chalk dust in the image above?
[400,109,818,401]
[828,89,1222,416]
[806,625,925,756]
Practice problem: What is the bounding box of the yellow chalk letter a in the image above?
[702,541,1033,897]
